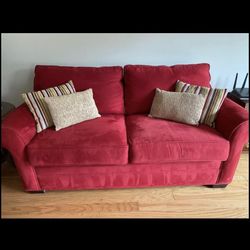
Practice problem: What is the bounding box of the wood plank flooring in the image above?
[1,152,248,218]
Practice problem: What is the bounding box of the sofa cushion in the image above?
[27,115,128,166]
[34,65,124,114]
[124,63,211,114]
[126,115,229,164]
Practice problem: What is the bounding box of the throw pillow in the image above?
[175,80,227,127]
[44,89,101,131]
[149,88,206,125]
[22,81,76,133]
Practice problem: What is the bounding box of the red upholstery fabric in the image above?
[27,115,128,166]
[126,115,229,164]
[124,63,211,114]
[1,104,41,191]
[215,98,249,184]
[34,65,124,114]
[35,161,221,190]
[1,65,248,192]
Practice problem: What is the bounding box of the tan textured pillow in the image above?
[175,80,227,127]
[149,88,206,125]
[44,89,101,131]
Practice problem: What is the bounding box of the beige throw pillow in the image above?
[149,88,205,125]
[175,80,227,127]
[44,89,101,131]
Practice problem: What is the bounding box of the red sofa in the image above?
[2,63,249,192]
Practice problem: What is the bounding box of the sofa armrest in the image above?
[215,98,249,184]
[2,103,41,191]
[2,103,36,155]
[215,98,248,140]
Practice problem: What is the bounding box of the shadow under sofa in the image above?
[1,64,248,192]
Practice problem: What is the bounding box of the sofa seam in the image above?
[129,141,229,145]
[28,145,129,150]
[228,120,248,141]
[2,126,34,148]
[31,165,42,190]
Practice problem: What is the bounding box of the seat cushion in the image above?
[126,115,230,164]
[27,115,128,166]
[124,63,211,114]
[34,65,124,114]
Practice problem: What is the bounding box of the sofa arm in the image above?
[215,98,249,140]
[2,103,36,154]
[215,98,249,184]
[2,103,41,191]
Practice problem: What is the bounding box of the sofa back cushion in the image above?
[34,65,124,114]
[124,63,211,114]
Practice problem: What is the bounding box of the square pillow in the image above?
[149,88,205,125]
[22,80,76,133]
[175,80,227,127]
[44,88,101,131]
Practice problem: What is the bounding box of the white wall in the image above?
[1,33,249,106]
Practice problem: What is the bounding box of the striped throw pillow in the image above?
[22,81,76,133]
[175,80,227,127]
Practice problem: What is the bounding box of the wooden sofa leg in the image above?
[28,190,46,193]
[206,184,228,188]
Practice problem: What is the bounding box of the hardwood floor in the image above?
[1,152,248,218]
